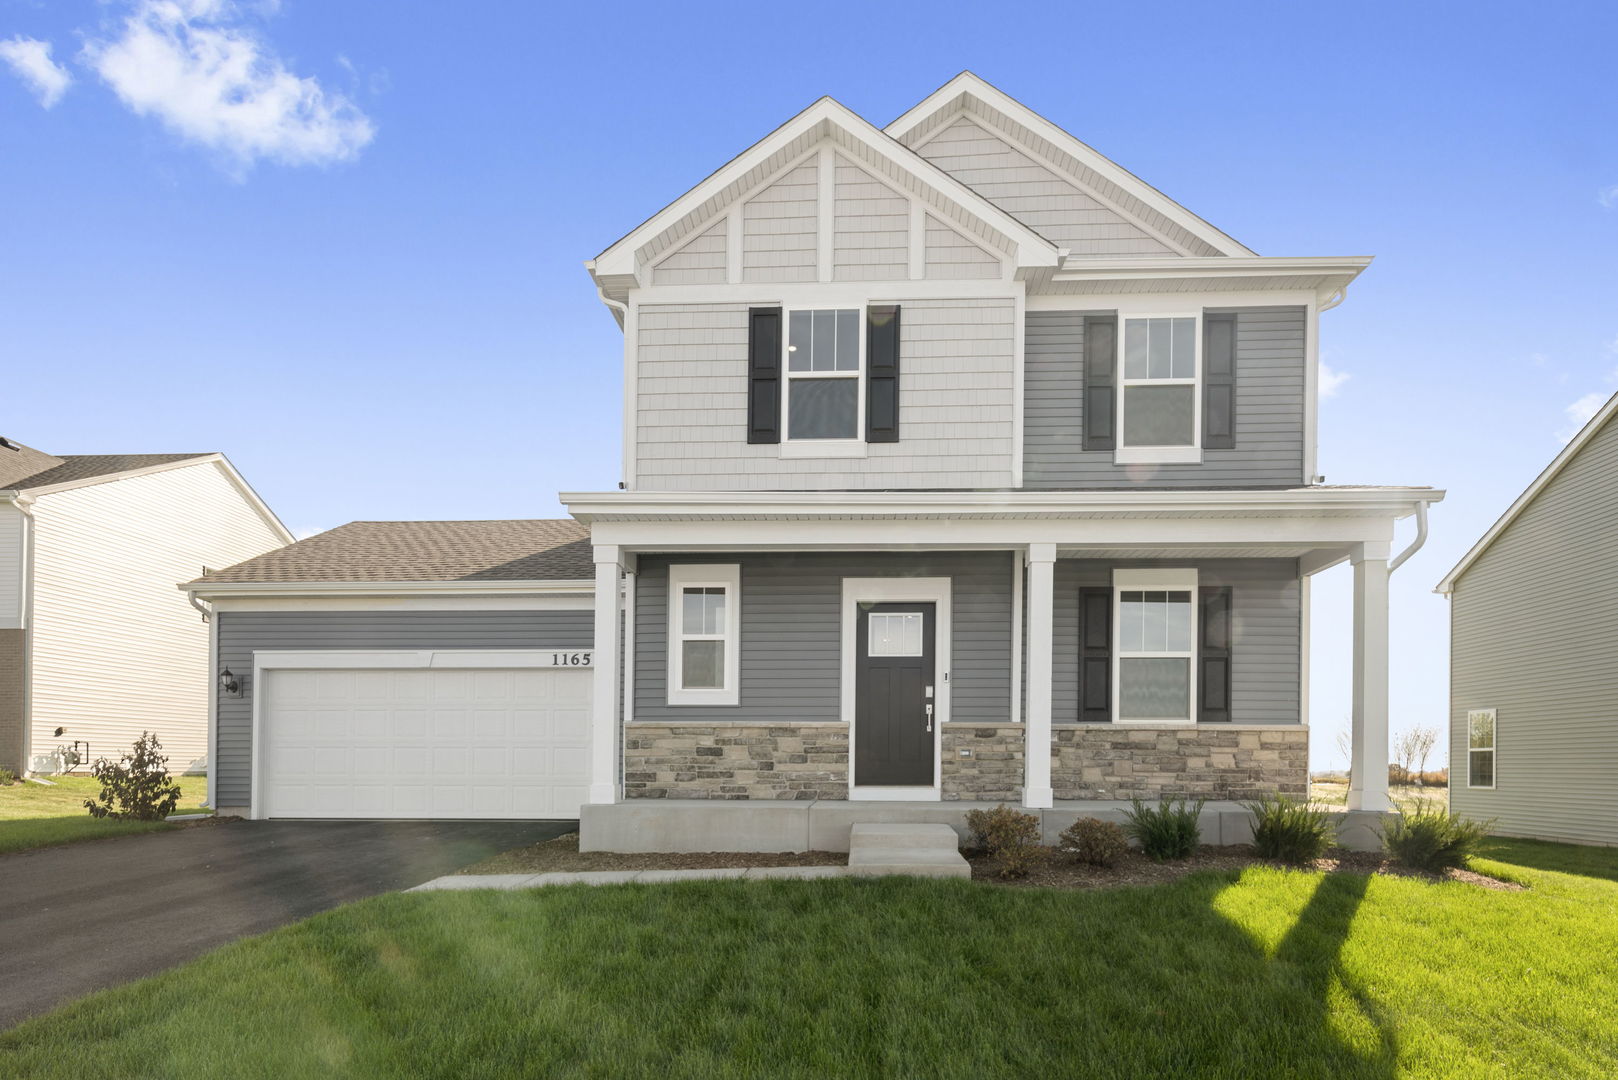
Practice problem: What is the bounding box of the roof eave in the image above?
[183,578,597,599]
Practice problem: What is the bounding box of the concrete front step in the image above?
[847,823,971,879]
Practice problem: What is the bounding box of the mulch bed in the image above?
[456,832,847,875]
[968,844,1524,891]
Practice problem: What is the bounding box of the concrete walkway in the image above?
[410,864,855,891]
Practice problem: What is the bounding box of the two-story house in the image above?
[185,75,1439,849]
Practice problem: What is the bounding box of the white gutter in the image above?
[1387,499,1431,574]
[182,578,596,600]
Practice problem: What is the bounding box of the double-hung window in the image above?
[1466,709,1495,788]
[667,563,740,706]
[1113,569,1197,724]
[1118,314,1200,464]
[784,308,862,447]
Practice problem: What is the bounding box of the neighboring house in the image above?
[0,438,291,776]
[1437,390,1618,846]
[185,74,1440,847]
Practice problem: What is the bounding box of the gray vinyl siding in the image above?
[651,218,726,286]
[741,161,818,283]
[1024,307,1307,488]
[1449,413,1618,845]
[634,552,1014,725]
[915,115,1177,258]
[1046,559,1302,725]
[213,610,594,809]
[924,214,1001,279]
[832,155,908,282]
[634,299,1016,490]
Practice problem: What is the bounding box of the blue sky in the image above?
[4,1,1617,772]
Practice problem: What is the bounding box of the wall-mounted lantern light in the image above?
[220,668,241,696]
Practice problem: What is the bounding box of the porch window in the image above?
[1114,569,1197,723]
[667,563,741,706]
[1467,709,1495,788]
[1117,315,1200,465]
[785,308,862,441]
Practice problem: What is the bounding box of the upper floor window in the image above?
[1118,315,1200,464]
[786,309,862,441]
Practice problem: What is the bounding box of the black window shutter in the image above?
[747,307,782,444]
[1202,312,1237,450]
[1199,586,1233,723]
[866,305,901,443]
[1078,586,1112,722]
[1082,315,1117,451]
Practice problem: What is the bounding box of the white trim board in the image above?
[840,576,951,802]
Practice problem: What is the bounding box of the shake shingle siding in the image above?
[212,610,594,808]
[1023,307,1307,488]
[633,552,1013,726]
[1449,412,1618,845]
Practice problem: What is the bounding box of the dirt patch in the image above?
[455,832,847,875]
[967,844,1523,892]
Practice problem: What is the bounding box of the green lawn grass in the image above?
[0,774,209,855]
[3,841,1616,1079]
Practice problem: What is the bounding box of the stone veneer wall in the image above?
[1052,725,1308,801]
[624,723,849,800]
[941,724,1024,801]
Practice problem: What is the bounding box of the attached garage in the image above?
[256,653,592,819]
[184,519,599,821]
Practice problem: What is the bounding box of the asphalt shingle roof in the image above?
[193,520,593,584]
[2,454,213,492]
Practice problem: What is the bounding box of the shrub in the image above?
[0,766,16,786]
[1123,797,1204,861]
[1059,817,1128,868]
[964,803,1045,879]
[1382,805,1493,872]
[1245,793,1335,864]
[84,732,182,821]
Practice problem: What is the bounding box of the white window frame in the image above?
[1466,708,1496,790]
[1111,568,1198,726]
[781,306,865,452]
[667,563,741,706]
[1115,312,1202,466]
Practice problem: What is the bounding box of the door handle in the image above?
[925,703,934,732]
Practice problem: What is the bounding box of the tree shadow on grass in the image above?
[1478,835,1618,884]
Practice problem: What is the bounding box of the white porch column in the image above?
[1347,542,1392,812]
[1023,543,1056,809]
[589,545,624,805]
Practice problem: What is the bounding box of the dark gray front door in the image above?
[854,602,936,786]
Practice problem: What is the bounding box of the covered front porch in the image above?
[564,487,1440,847]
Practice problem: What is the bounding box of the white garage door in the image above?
[260,664,591,819]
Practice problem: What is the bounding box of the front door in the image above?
[854,602,936,786]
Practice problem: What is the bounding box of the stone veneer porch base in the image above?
[1052,724,1308,801]
[623,723,850,801]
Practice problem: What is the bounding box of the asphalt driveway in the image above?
[0,818,571,1030]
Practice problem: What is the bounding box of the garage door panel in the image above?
[262,663,590,820]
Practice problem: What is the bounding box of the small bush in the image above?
[84,732,182,821]
[1245,793,1335,864]
[1059,817,1128,867]
[964,803,1045,879]
[1123,797,1204,861]
[1383,805,1493,872]
[0,766,17,786]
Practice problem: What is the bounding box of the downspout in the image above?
[1387,499,1430,574]
[186,587,218,811]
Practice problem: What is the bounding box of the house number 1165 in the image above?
[549,652,592,667]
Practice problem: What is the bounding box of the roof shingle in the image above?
[193,520,592,584]
[3,454,214,492]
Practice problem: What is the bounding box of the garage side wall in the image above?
[214,610,594,809]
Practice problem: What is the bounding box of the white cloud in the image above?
[1559,391,1610,443]
[1600,185,1618,210]
[1318,362,1350,400]
[0,36,73,108]
[292,525,328,541]
[81,0,374,170]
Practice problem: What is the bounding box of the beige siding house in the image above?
[0,440,291,775]
[1438,391,1618,846]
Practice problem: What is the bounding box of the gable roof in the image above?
[2,453,215,493]
[188,519,593,585]
[588,95,1061,301]
[885,72,1256,259]
[1436,389,1618,594]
